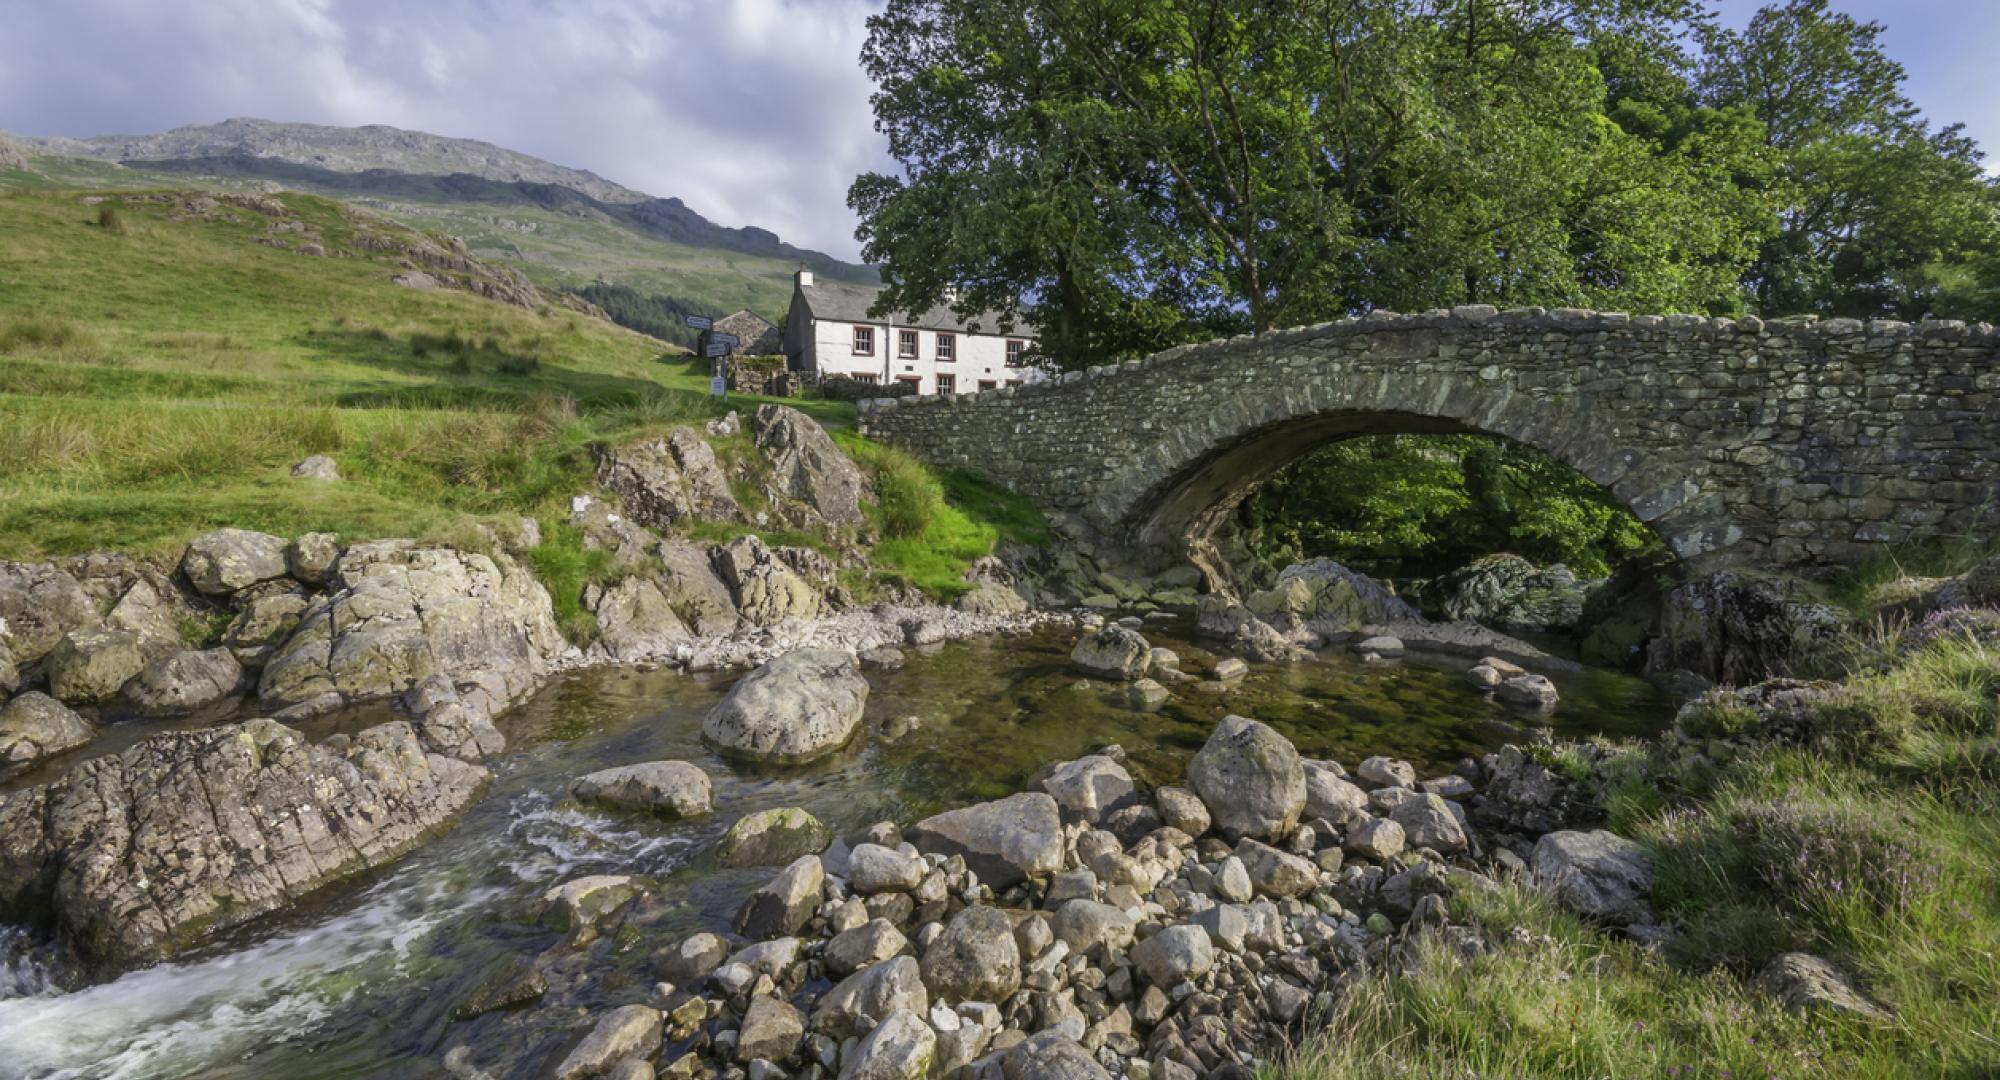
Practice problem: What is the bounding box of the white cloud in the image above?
[0,0,893,259]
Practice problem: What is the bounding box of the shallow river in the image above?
[0,621,1667,1080]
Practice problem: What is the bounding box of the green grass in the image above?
[1824,536,2000,618]
[1280,634,2000,1079]
[0,187,851,560]
[834,432,1051,597]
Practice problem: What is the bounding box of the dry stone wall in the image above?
[860,307,2000,574]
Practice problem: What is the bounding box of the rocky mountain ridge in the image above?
[16,117,644,204]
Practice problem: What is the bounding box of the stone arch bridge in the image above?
[859,306,1999,578]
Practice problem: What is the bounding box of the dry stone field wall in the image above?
[861,308,2000,575]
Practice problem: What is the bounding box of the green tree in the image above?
[852,0,1774,367]
[1698,0,2000,320]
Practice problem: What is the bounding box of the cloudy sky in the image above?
[1,0,1993,262]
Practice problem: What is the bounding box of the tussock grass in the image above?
[1281,635,2000,1079]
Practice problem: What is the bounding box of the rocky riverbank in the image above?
[457,696,1647,1080]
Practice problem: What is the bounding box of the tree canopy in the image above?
[852,0,1999,368]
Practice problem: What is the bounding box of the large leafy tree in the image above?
[852,0,1773,368]
[1697,0,2000,320]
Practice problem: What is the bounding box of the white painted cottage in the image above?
[783,268,1039,395]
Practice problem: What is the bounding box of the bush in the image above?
[818,374,916,403]
[873,450,943,539]
[96,205,126,235]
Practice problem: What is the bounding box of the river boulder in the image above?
[908,792,1063,888]
[920,904,1022,1003]
[715,806,832,866]
[1422,554,1597,633]
[702,648,868,764]
[258,542,564,715]
[584,576,693,661]
[1246,559,1418,634]
[180,528,291,597]
[571,761,712,818]
[1034,754,1138,825]
[0,717,487,970]
[0,692,93,778]
[44,627,149,705]
[1069,626,1151,680]
[1187,715,1306,842]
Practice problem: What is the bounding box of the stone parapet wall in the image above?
[859,306,2000,573]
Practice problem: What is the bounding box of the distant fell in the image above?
[16,117,643,203]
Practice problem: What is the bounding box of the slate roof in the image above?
[796,277,1032,339]
[713,309,783,355]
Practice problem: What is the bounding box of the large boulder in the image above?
[843,1009,935,1080]
[711,535,825,626]
[593,428,741,529]
[1247,559,1419,634]
[920,904,1022,1003]
[908,792,1063,888]
[45,627,150,705]
[584,576,693,661]
[1531,829,1653,924]
[1130,923,1215,986]
[0,717,487,970]
[258,542,565,715]
[1187,715,1306,842]
[0,561,100,667]
[1647,571,1845,685]
[0,692,93,778]
[736,994,806,1064]
[702,648,868,764]
[752,404,866,529]
[1194,596,1307,662]
[570,761,712,817]
[1034,754,1138,825]
[1069,626,1151,681]
[179,528,291,597]
[1422,554,1598,633]
[123,648,246,716]
[553,1004,663,1080]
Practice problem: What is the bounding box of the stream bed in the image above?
[0,620,1669,1080]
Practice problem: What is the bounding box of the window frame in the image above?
[897,328,920,359]
[1005,338,1028,366]
[935,332,956,362]
[935,373,956,396]
[851,326,875,356]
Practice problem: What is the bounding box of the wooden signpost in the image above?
[688,314,729,397]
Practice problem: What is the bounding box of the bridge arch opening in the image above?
[1120,408,1683,598]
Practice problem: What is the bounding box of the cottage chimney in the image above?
[796,262,814,289]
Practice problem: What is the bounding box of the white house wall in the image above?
[807,319,1037,395]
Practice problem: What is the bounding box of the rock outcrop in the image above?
[593,429,741,530]
[0,561,101,668]
[1647,570,1845,685]
[712,535,825,626]
[1247,559,1419,637]
[752,405,867,530]
[701,648,868,764]
[258,542,565,715]
[0,717,487,970]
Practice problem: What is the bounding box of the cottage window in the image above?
[935,333,956,361]
[977,379,997,391]
[898,329,919,358]
[935,373,956,395]
[849,372,879,384]
[852,327,874,355]
[1005,339,1027,366]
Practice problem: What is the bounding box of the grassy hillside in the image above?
[7,149,874,333]
[0,185,851,560]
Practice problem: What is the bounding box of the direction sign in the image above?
[704,341,730,358]
[709,332,740,347]
[685,314,713,331]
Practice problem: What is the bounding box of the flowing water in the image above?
[0,621,1669,1080]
